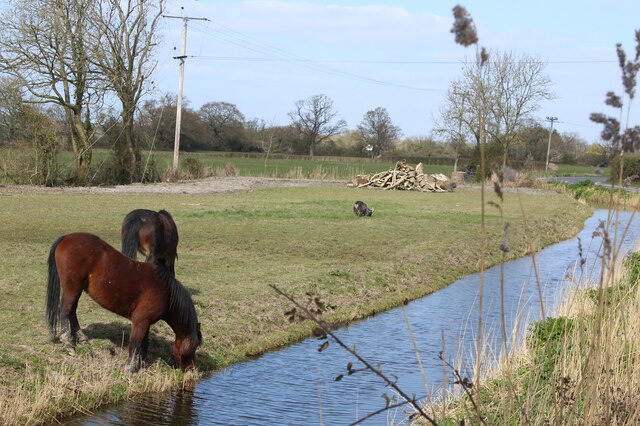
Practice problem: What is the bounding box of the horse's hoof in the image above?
[60,331,75,354]
[76,331,90,344]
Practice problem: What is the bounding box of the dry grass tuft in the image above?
[0,348,199,425]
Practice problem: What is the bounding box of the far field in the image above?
[0,148,610,184]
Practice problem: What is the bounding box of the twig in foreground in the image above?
[269,284,437,425]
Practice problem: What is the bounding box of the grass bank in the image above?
[434,231,640,424]
[544,179,640,209]
[0,183,590,424]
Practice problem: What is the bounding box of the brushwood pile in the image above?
[350,161,456,192]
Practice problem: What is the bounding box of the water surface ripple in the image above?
[74,209,640,425]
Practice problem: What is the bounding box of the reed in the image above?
[433,236,640,425]
[411,21,640,424]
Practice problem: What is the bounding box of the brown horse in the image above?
[46,232,201,372]
[121,209,179,277]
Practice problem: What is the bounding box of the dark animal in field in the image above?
[121,209,179,277]
[353,201,374,217]
[46,232,202,372]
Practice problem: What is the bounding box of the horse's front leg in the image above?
[141,330,150,362]
[126,321,150,373]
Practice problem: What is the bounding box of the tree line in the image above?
[1,79,601,177]
[0,0,615,186]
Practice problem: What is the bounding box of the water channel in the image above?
[73,209,640,425]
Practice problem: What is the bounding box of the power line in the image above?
[187,20,441,92]
[555,120,600,129]
[174,17,619,96]
[191,56,617,65]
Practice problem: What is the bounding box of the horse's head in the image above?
[173,322,202,371]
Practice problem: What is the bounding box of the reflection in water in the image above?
[75,384,200,425]
[73,210,640,425]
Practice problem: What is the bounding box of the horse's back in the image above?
[55,232,113,272]
[55,232,165,318]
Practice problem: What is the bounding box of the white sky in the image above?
[151,0,640,143]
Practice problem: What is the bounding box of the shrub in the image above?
[140,155,161,183]
[90,155,126,185]
[182,157,204,179]
[527,317,575,380]
[224,162,237,177]
[610,154,640,182]
[623,251,640,287]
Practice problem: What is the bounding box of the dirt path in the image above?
[0,176,550,196]
[0,176,350,195]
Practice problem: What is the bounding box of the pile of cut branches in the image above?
[352,161,455,192]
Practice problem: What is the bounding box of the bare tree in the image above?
[437,74,486,151]
[356,107,402,157]
[439,50,553,166]
[489,51,553,165]
[0,0,101,184]
[91,0,164,183]
[0,77,26,143]
[288,94,346,157]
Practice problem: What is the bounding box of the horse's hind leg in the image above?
[59,285,84,354]
[69,312,90,344]
[126,320,150,373]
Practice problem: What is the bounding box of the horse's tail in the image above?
[121,215,141,260]
[158,210,178,239]
[46,235,65,340]
[159,209,179,261]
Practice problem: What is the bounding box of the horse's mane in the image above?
[154,265,198,337]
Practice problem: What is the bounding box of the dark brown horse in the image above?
[121,209,179,277]
[46,232,201,372]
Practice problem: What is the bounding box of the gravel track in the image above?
[0,176,349,195]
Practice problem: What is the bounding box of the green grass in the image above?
[543,179,640,209]
[554,164,610,177]
[1,148,456,184]
[0,183,591,423]
[525,164,611,179]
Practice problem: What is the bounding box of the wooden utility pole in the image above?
[163,14,208,178]
[545,116,558,171]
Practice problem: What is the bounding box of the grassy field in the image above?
[551,163,610,177]
[0,182,591,424]
[2,147,608,184]
[1,148,456,183]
